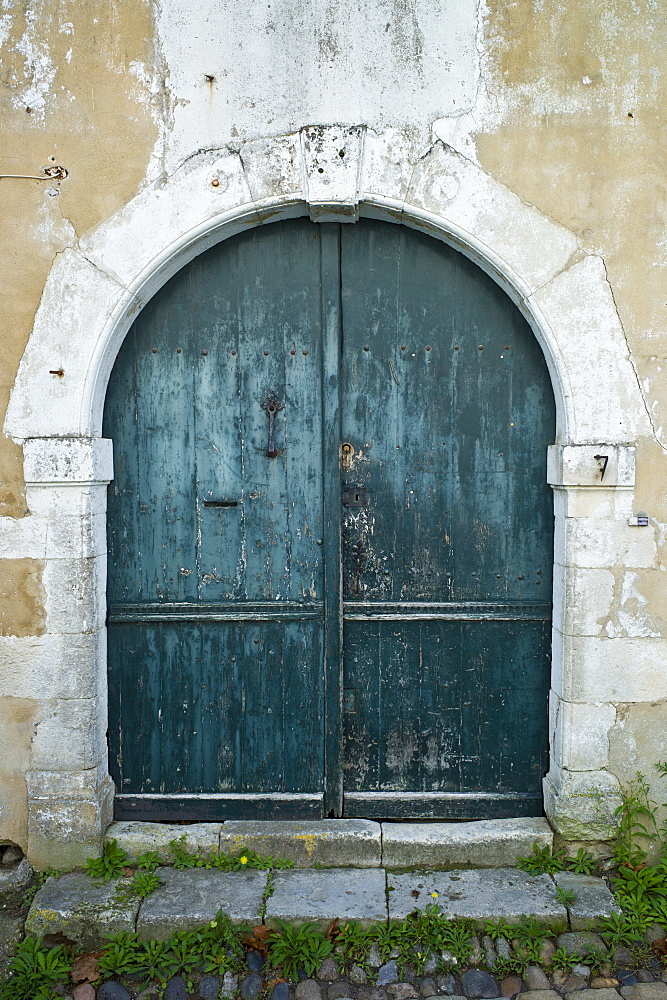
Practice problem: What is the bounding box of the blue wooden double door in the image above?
[104,219,555,821]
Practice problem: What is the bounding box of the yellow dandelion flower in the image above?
[431,891,439,898]
[240,855,249,864]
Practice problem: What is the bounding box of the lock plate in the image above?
[342,485,369,507]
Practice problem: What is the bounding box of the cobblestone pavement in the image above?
[56,936,667,1000]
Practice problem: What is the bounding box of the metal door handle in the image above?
[261,392,284,457]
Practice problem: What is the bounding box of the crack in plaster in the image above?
[173,143,230,172]
[469,0,486,114]
[529,248,587,297]
[77,253,134,297]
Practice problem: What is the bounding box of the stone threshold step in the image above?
[105,817,553,869]
[26,867,620,953]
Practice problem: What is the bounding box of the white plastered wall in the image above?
[4,126,651,866]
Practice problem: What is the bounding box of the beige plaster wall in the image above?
[0,558,45,637]
[0,698,36,851]
[0,0,161,851]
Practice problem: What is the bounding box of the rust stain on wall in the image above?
[0,0,164,517]
[0,558,46,636]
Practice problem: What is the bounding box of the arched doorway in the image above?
[103,217,555,822]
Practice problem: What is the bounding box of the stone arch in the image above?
[5,126,648,866]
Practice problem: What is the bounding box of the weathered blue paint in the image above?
[105,221,327,814]
[339,222,554,816]
[104,218,554,820]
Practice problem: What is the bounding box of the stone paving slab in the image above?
[381,818,553,869]
[388,869,567,927]
[220,820,381,868]
[105,821,222,862]
[553,871,620,930]
[136,867,266,940]
[265,868,388,928]
[26,873,140,951]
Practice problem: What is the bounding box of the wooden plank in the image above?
[320,224,344,817]
[114,794,323,822]
[108,601,324,622]
[344,791,543,820]
[342,601,551,620]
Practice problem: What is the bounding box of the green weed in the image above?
[373,904,475,974]
[84,838,129,883]
[551,945,574,973]
[512,939,543,966]
[597,910,646,946]
[260,870,274,922]
[335,920,374,968]
[129,870,162,898]
[513,915,554,942]
[483,918,515,941]
[555,886,577,908]
[198,910,246,963]
[0,937,71,1000]
[138,939,173,984]
[518,843,597,877]
[113,869,163,906]
[163,932,202,976]
[168,836,201,870]
[373,920,407,962]
[98,931,144,977]
[167,836,294,873]
[613,772,659,869]
[567,849,596,874]
[268,920,333,980]
[517,843,569,874]
[580,945,610,974]
[611,861,667,927]
[493,955,526,977]
[135,850,162,872]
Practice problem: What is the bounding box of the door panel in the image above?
[339,221,554,815]
[343,616,551,815]
[105,220,327,813]
[105,217,554,821]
